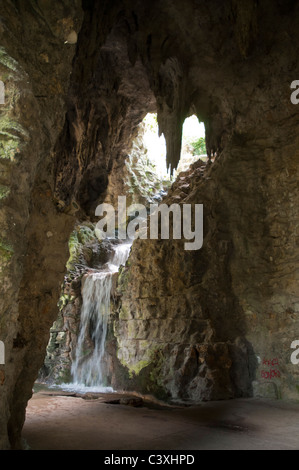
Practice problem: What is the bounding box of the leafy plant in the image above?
[190,136,206,155]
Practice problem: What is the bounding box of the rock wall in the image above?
[107,1,299,403]
[111,160,253,401]
[0,0,84,449]
[112,129,299,401]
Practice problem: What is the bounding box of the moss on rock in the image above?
[0,184,10,201]
[0,237,14,260]
[66,224,97,271]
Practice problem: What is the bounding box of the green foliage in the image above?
[190,136,206,155]
[143,113,158,132]
[66,224,97,271]
[0,104,28,162]
[0,236,14,260]
[0,47,20,73]
[0,184,10,200]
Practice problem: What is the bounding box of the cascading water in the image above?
[71,272,113,389]
[63,242,131,393]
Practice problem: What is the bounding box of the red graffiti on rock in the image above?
[262,358,279,366]
[261,358,280,379]
[261,369,280,379]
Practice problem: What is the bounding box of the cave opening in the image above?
[143,112,207,179]
[36,108,210,395]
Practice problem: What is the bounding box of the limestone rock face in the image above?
[104,121,169,209]
[0,0,84,449]
[111,161,257,401]
[111,133,299,401]
[0,0,299,449]
[112,133,299,401]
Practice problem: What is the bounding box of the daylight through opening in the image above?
[142,113,207,180]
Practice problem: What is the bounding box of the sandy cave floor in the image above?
[21,387,299,451]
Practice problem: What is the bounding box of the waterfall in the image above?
[65,242,131,393]
[71,272,113,388]
[108,243,133,273]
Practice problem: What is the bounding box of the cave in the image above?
[0,0,299,451]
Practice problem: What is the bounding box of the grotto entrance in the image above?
[37,113,208,397]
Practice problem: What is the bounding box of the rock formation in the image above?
[0,0,299,449]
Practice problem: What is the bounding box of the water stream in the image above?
[59,242,131,393]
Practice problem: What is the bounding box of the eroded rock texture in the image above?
[0,0,299,449]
